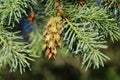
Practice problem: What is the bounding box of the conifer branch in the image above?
[0,29,34,74]
[64,18,110,69]
[29,30,43,57]
[0,0,119,73]
[0,0,36,26]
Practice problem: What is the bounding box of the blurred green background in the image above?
[0,41,120,80]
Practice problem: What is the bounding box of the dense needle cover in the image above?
[0,0,120,73]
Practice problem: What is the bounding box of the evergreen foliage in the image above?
[0,0,120,73]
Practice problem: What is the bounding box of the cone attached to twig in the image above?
[43,16,63,59]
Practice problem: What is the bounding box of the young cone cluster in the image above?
[43,17,63,59]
